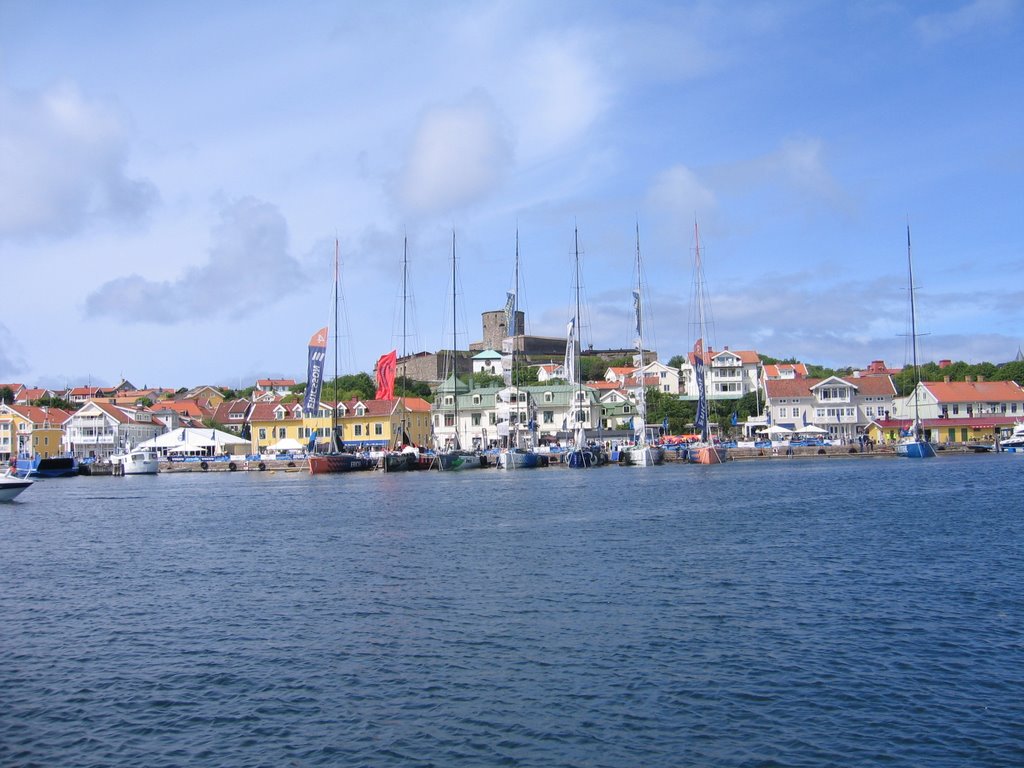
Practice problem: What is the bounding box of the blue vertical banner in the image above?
[303,326,329,414]
[694,339,707,433]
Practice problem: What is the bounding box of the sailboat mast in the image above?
[512,229,520,447]
[574,228,583,436]
[451,230,459,450]
[635,221,645,445]
[694,220,709,443]
[907,224,922,438]
[399,235,408,448]
[333,239,340,449]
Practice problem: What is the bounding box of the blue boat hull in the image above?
[896,440,936,459]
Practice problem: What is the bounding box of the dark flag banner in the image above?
[303,327,328,414]
[694,339,707,433]
[376,349,398,400]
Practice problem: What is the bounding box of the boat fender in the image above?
[258,461,266,471]
[772,447,778,456]
[228,462,237,471]
[287,461,295,467]
[817,448,826,455]
[200,461,209,471]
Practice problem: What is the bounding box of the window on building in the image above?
[543,411,554,424]
[354,425,363,436]
[472,414,481,426]
[489,413,497,425]
[374,423,383,436]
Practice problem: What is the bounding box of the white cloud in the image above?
[0,82,158,239]
[647,165,718,217]
[394,92,513,217]
[512,33,613,159]
[710,136,846,210]
[85,196,302,323]
[915,0,1016,44]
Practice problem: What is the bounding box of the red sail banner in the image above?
[375,349,398,400]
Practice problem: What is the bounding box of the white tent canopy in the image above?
[798,425,828,434]
[137,428,250,456]
[267,437,303,452]
[757,425,793,435]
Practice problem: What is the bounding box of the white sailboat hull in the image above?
[622,445,665,466]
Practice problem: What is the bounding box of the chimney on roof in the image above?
[943,376,950,383]
[977,375,985,383]
[964,375,973,383]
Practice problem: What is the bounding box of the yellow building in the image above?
[0,404,73,462]
[248,398,303,453]
[288,397,434,451]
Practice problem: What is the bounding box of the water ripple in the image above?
[2,457,1023,766]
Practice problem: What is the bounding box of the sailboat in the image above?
[307,240,375,474]
[498,230,540,470]
[435,231,486,471]
[383,237,430,472]
[565,228,605,469]
[622,223,665,467]
[896,225,936,459]
[687,221,727,465]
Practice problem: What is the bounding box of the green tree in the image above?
[32,395,76,410]
[644,389,695,434]
[471,371,504,388]
[579,355,609,382]
[511,361,540,385]
[667,355,686,369]
[994,361,1024,383]
[395,376,432,399]
[324,372,375,401]
[0,386,13,404]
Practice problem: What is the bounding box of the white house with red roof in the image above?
[536,363,568,382]
[891,377,1024,422]
[14,387,54,404]
[681,347,761,400]
[761,363,809,382]
[255,378,296,395]
[765,375,897,442]
[64,401,166,460]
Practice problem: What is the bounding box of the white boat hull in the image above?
[622,445,665,466]
[1,471,33,501]
[497,450,540,470]
[111,450,161,475]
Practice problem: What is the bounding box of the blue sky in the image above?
[1,0,1021,390]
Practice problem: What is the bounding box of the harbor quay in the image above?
[71,442,993,476]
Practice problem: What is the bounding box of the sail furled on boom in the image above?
[563,317,577,387]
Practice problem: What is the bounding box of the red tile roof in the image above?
[923,380,1024,403]
[763,363,809,378]
[5,405,73,425]
[766,376,896,398]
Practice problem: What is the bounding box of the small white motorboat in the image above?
[110,447,161,475]
[0,467,34,501]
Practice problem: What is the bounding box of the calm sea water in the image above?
[2,455,1022,767]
